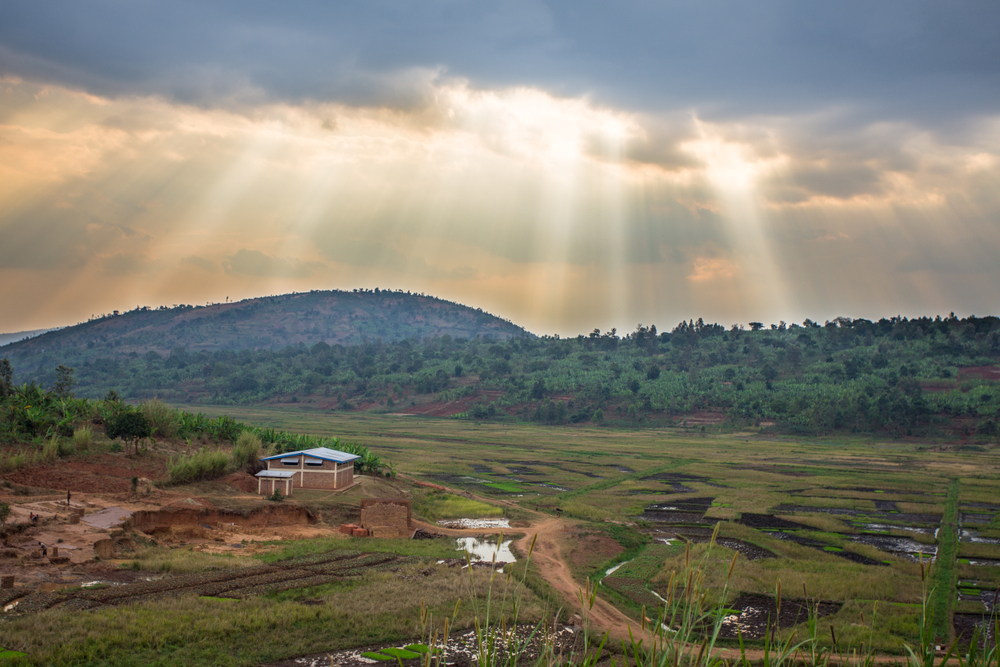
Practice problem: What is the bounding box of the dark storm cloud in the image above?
[1,1,998,123]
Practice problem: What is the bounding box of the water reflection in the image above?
[456,537,516,563]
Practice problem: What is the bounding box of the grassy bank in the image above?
[930,479,960,642]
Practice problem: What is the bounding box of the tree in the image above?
[592,408,604,424]
[105,411,152,456]
[530,379,546,400]
[52,365,76,398]
[0,358,12,398]
[749,322,764,331]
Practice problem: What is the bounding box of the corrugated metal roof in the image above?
[256,470,297,478]
[261,447,361,464]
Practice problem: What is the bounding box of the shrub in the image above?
[231,432,263,474]
[73,426,94,452]
[167,449,230,486]
[140,399,179,438]
[267,488,284,502]
[41,437,75,461]
[105,410,152,455]
[41,437,60,463]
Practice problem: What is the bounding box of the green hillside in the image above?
[4,304,999,439]
[1,289,527,378]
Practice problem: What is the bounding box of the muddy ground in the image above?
[717,594,841,640]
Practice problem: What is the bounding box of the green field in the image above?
[167,406,1000,650]
[2,398,999,665]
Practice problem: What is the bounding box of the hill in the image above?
[0,328,59,347]
[1,289,528,382]
[3,307,999,440]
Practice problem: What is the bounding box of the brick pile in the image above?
[359,498,412,539]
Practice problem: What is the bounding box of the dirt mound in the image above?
[224,472,258,494]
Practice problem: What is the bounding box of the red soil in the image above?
[1,453,167,494]
[959,365,1000,381]
[398,390,504,417]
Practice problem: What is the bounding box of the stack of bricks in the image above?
[339,523,360,535]
[1,575,13,589]
[359,498,412,539]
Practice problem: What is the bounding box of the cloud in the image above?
[103,252,150,276]
[181,255,218,272]
[222,249,324,279]
[1,2,998,127]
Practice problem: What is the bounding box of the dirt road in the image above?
[404,476,641,641]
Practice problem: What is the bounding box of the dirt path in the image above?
[403,476,640,641]
[511,514,639,643]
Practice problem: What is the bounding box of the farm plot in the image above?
[1,551,410,616]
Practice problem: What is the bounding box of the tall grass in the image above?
[140,398,180,438]
[72,425,94,452]
[231,431,263,474]
[167,449,230,485]
[40,436,73,461]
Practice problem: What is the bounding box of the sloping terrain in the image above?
[2,290,528,380]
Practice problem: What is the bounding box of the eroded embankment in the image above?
[129,504,316,534]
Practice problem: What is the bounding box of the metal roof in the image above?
[260,447,361,464]
[255,470,297,478]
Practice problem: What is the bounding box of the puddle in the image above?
[854,522,933,535]
[603,560,632,579]
[961,530,1000,545]
[960,559,1000,567]
[533,483,569,491]
[81,580,124,588]
[641,497,714,523]
[852,535,936,561]
[437,518,510,529]
[455,537,516,563]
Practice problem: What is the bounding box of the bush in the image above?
[105,410,152,455]
[267,488,284,502]
[73,426,94,452]
[41,438,60,462]
[167,449,230,485]
[140,399,179,438]
[231,432,263,473]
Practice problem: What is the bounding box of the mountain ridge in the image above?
[2,289,530,378]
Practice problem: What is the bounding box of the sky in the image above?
[2,1,999,337]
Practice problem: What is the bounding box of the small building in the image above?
[256,469,296,497]
[255,447,359,496]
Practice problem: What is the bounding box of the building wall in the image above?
[266,456,355,489]
[257,477,293,496]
